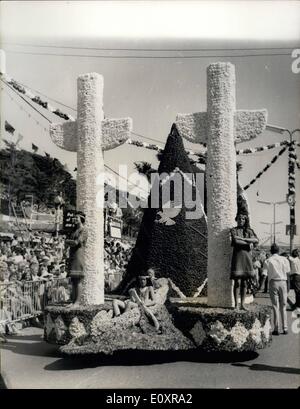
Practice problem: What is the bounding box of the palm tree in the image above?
[134,161,156,183]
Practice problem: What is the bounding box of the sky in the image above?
[0,1,300,246]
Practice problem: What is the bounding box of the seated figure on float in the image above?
[112,274,161,332]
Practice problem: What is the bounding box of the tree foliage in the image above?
[0,143,76,208]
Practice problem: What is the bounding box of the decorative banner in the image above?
[0,73,75,121]
[243,144,289,191]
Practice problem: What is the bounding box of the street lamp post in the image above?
[260,220,283,245]
[258,200,286,244]
[265,125,300,253]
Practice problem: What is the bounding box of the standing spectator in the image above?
[289,249,300,314]
[260,243,290,335]
[263,253,271,293]
[252,256,261,288]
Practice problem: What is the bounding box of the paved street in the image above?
[1,295,299,389]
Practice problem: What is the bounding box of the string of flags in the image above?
[243,145,289,191]
[2,71,298,159]
[4,114,299,193]
[236,140,290,155]
[0,72,75,121]
[2,71,300,195]
[126,137,293,159]
[125,138,204,158]
[1,86,49,133]
[2,118,51,157]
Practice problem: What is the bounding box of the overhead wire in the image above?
[104,164,149,196]
[15,79,77,112]
[3,42,297,52]
[4,50,292,59]
[0,77,52,123]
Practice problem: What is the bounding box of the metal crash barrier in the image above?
[0,278,71,326]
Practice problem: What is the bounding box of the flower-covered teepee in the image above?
[119,124,207,296]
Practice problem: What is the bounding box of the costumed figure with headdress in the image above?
[65,211,88,305]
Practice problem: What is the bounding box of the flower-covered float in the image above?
[44,62,272,355]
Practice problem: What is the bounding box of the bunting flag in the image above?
[243,145,288,191]
[32,143,39,152]
[4,120,15,134]
[0,73,75,121]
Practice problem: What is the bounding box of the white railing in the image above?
[0,278,71,325]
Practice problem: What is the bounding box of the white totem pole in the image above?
[176,62,267,307]
[50,73,132,305]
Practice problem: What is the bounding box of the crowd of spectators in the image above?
[0,232,67,283]
[0,231,134,340]
[0,232,70,339]
[104,238,133,292]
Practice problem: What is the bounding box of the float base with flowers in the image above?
[169,299,272,352]
[44,296,272,354]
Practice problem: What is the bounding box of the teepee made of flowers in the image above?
[119,124,207,296]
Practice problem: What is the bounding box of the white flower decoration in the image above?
[209,321,229,344]
[190,321,206,346]
[69,317,87,339]
[230,322,249,349]
[54,315,67,341]
[90,310,113,338]
[249,319,262,344]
